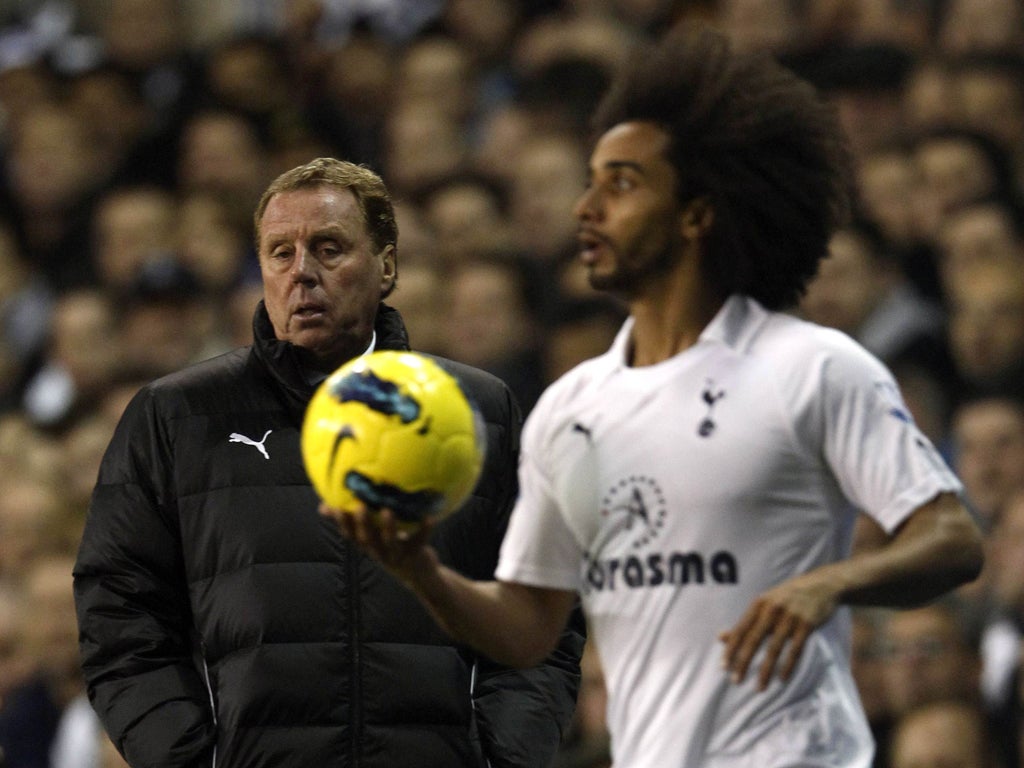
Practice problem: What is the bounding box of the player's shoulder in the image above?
[542,348,617,406]
[755,307,885,371]
[521,352,617,446]
[747,309,896,408]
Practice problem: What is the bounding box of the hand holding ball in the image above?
[302,351,485,528]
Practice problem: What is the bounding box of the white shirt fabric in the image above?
[49,692,101,768]
[496,295,962,768]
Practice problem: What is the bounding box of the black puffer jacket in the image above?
[74,304,583,768]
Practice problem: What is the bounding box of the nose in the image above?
[573,184,600,222]
[290,247,318,285]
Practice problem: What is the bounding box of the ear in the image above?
[380,244,397,293]
[680,197,714,240]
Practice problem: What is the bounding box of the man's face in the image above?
[573,121,684,296]
[948,264,1024,383]
[953,399,1024,522]
[258,186,395,368]
[989,494,1024,609]
[891,705,988,768]
[800,230,887,336]
[882,607,978,715]
[912,139,995,236]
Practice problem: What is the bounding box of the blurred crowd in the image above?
[0,1,1022,767]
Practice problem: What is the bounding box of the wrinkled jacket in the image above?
[74,304,583,768]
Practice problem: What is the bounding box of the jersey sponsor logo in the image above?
[590,473,738,593]
[601,475,667,547]
[698,379,725,437]
[582,549,739,593]
[229,430,272,460]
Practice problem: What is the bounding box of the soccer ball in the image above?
[301,350,485,527]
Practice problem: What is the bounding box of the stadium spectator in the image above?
[935,197,1024,296]
[507,132,589,263]
[950,393,1024,527]
[944,258,1024,402]
[980,490,1024,723]
[889,699,999,768]
[936,0,1024,56]
[445,252,547,413]
[21,289,119,428]
[800,219,947,371]
[851,609,895,768]
[3,103,104,290]
[175,108,272,232]
[880,601,983,719]
[91,185,179,292]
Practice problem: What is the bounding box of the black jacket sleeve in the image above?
[434,363,584,768]
[472,613,585,768]
[73,387,216,768]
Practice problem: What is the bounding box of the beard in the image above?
[586,226,682,296]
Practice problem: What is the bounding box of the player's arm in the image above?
[334,506,578,667]
[719,491,983,690]
[815,490,982,606]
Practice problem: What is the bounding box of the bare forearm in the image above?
[719,492,984,688]
[329,504,578,667]
[821,492,983,608]
[409,564,575,668]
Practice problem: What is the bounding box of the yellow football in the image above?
[301,351,485,527]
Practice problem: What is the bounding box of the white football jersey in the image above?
[496,295,962,768]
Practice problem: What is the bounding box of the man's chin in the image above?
[284,325,326,347]
[281,328,329,359]
[288,332,367,372]
[588,269,634,297]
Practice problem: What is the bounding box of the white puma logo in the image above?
[229,430,272,460]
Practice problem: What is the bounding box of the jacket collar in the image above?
[250,300,411,408]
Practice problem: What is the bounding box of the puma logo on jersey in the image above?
[572,422,593,441]
[229,430,272,460]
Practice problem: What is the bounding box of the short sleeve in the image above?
[495,396,585,591]
[809,337,962,533]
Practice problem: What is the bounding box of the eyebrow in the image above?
[263,226,351,246]
[309,230,351,246]
[586,160,648,182]
[601,160,648,175]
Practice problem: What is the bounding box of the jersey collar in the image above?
[698,294,772,354]
[610,294,772,368]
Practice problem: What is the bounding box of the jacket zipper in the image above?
[201,653,218,768]
[348,540,362,767]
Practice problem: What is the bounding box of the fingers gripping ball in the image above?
[302,351,486,527]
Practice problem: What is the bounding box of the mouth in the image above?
[291,302,327,323]
[577,230,607,265]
